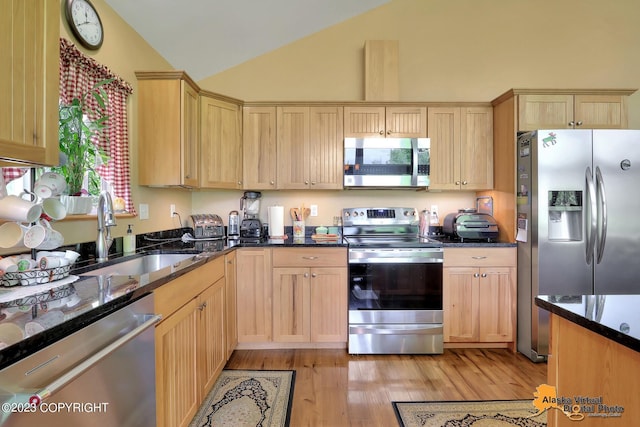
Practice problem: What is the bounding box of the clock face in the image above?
[67,0,104,49]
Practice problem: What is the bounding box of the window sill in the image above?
[57,212,136,221]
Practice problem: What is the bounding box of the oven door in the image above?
[348,247,443,354]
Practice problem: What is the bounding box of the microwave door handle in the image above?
[411,138,418,186]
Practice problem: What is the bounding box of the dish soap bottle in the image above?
[123,224,136,254]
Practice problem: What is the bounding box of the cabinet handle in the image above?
[568,121,575,126]
[474,273,480,278]
[386,130,392,135]
[238,181,242,185]
[311,273,317,278]
[576,121,583,126]
[379,130,384,135]
[304,273,309,278]
[481,273,487,278]
[305,180,309,185]
[311,181,316,185]
[270,180,275,185]
[455,181,460,185]
[302,256,318,260]
[471,256,487,260]
[185,175,191,179]
[198,302,207,311]
[462,180,468,185]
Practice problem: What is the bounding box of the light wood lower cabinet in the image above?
[236,247,347,349]
[224,251,238,359]
[236,248,273,343]
[154,257,226,427]
[443,247,516,349]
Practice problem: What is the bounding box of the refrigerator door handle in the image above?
[595,166,608,263]
[585,167,597,265]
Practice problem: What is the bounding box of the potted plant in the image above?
[52,79,111,214]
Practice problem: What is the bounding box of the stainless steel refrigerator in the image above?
[516,129,640,362]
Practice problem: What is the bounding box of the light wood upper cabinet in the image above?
[428,106,493,190]
[277,106,344,190]
[200,94,243,189]
[512,90,635,131]
[344,106,427,138]
[242,106,277,189]
[443,248,516,348]
[136,72,200,187]
[0,0,58,166]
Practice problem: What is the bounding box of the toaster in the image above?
[190,214,225,239]
[443,210,499,242]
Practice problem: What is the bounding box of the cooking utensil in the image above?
[290,208,301,221]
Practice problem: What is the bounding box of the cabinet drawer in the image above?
[155,256,225,319]
[443,247,515,267]
[272,248,347,267]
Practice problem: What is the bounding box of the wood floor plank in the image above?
[225,348,547,426]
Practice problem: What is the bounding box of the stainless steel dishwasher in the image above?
[0,293,160,427]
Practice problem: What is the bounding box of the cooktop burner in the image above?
[344,235,442,248]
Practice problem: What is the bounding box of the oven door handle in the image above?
[349,324,443,335]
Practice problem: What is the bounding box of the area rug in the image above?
[189,369,295,427]
[393,400,547,427]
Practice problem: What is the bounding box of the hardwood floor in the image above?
[225,348,547,426]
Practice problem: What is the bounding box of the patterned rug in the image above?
[189,370,295,427]
[393,400,547,427]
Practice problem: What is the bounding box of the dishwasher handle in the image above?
[30,314,161,406]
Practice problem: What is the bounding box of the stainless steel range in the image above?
[343,207,444,354]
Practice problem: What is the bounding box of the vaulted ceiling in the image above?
[104,0,390,81]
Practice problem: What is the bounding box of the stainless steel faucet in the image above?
[96,191,117,262]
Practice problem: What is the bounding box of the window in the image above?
[58,38,135,214]
[1,39,135,214]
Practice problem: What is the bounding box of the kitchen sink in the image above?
[80,253,200,277]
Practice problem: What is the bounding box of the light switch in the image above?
[310,205,318,217]
[139,203,149,220]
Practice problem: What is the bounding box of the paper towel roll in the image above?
[268,205,285,237]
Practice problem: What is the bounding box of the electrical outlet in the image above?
[430,205,438,215]
[310,204,318,217]
[170,204,175,218]
[139,203,149,220]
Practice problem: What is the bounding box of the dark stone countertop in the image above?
[536,295,640,353]
[0,227,512,370]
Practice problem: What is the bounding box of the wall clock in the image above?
[65,0,104,50]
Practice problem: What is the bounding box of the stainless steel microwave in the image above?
[343,138,430,188]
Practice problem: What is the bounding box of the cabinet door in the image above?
[236,248,273,343]
[385,106,427,137]
[0,0,58,166]
[518,94,574,131]
[197,278,226,400]
[428,107,461,190]
[478,267,515,342]
[243,106,277,189]
[460,107,493,190]
[574,95,628,129]
[155,299,199,427]
[272,267,311,342]
[310,267,348,342]
[344,106,386,137]
[308,106,344,189]
[276,106,310,189]
[200,96,242,188]
[443,267,479,342]
[181,81,200,187]
[224,251,237,360]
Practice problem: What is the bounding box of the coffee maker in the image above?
[240,191,263,241]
